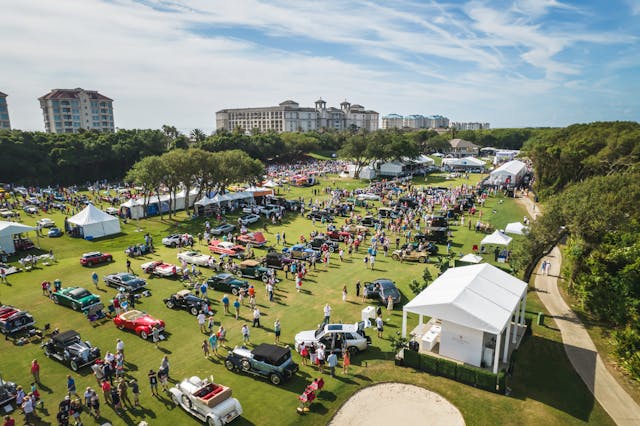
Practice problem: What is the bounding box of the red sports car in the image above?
[80,252,113,266]
[208,241,245,258]
[237,232,267,248]
[113,309,165,340]
[326,230,351,242]
[140,261,180,277]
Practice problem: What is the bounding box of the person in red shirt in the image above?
[101,380,112,404]
[3,415,15,426]
[30,360,40,383]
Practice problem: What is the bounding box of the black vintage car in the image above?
[0,306,36,337]
[414,227,448,244]
[363,278,402,306]
[42,330,101,371]
[308,236,339,253]
[358,216,380,227]
[163,290,212,315]
[225,343,298,386]
[206,273,250,296]
[0,374,18,413]
[306,211,334,223]
[103,272,147,292]
[263,251,293,269]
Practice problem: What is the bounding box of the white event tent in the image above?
[488,160,527,186]
[442,156,485,171]
[67,204,121,239]
[459,253,484,264]
[481,230,513,246]
[402,264,528,373]
[505,222,528,235]
[0,221,36,254]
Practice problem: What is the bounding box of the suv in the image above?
[259,204,281,218]
[295,322,371,356]
[42,330,101,371]
[80,251,113,266]
[225,343,298,385]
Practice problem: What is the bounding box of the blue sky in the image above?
[1,0,638,131]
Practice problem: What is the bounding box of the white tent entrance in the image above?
[67,204,121,239]
[0,221,37,254]
[402,264,528,373]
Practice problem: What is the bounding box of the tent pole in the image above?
[512,304,520,344]
[503,322,511,362]
[493,330,502,374]
[402,309,407,338]
[419,314,424,326]
[520,292,527,332]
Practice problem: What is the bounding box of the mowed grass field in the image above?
[0,172,613,426]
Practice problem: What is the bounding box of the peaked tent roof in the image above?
[404,263,527,334]
[0,221,36,236]
[67,204,119,226]
[459,253,484,264]
[505,222,528,235]
[481,230,513,246]
[491,160,526,176]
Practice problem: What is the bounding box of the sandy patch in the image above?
[329,382,465,426]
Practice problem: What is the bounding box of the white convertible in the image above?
[177,250,218,268]
[169,376,242,426]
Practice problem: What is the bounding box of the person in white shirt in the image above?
[376,316,384,338]
[116,339,124,356]
[252,308,261,327]
[197,312,206,333]
[323,304,332,323]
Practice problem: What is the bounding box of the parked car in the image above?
[283,244,321,261]
[326,230,351,242]
[363,278,402,305]
[258,204,281,218]
[23,205,38,214]
[358,216,380,227]
[48,227,63,238]
[295,322,370,356]
[0,305,35,336]
[168,376,242,426]
[355,193,380,201]
[262,251,292,269]
[414,227,448,244]
[105,207,119,216]
[225,343,298,385]
[238,214,260,225]
[41,329,101,372]
[236,232,267,248]
[342,224,369,236]
[306,211,334,222]
[0,264,20,276]
[113,309,165,340]
[162,233,194,248]
[13,238,35,251]
[36,218,55,228]
[391,249,430,263]
[208,241,245,258]
[308,236,339,253]
[0,209,18,219]
[210,223,236,236]
[0,374,18,413]
[177,250,217,268]
[206,273,249,296]
[103,272,147,292]
[140,261,180,277]
[52,287,102,312]
[79,251,113,266]
[235,260,272,282]
[164,290,212,316]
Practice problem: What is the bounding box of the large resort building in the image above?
[39,88,115,133]
[382,114,450,130]
[0,92,10,130]
[216,99,379,133]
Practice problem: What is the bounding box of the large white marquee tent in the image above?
[0,221,36,254]
[402,264,528,373]
[488,160,527,186]
[67,204,121,239]
[481,230,513,246]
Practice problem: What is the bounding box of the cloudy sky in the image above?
[2,0,639,131]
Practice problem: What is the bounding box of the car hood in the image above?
[78,295,101,306]
[294,330,317,344]
[135,316,164,327]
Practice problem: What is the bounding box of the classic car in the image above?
[178,250,218,268]
[169,376,242,426]
[0,264,20,276]
[355,193,380,201]
[306,211,334,222]
[52,287,102,312]
[208,241,245,258]
[13,238,35,251]
[262,251,293,269]
[140,261,180,277]
[225,344,298,386]
[414,227,448,244]
[162,233,194,247]
[210,223,236,236]
[363,278,402,305]
[113,309,165,340]
[235,260,272,282]
[79,251,113,266]
[342,224,369,236]
[48,227,63,237]
[103,272,147,292]
[238,214,260,225]
[23,205,38,214]
[236,232,267,248]
[36,218,56,228]
[308,236,339,253]
[358,216,380,227]
[0,374,18,413]
[164,290,212,316]
[282,244,321,261]
[0,305,35,336]
[105,207,119,216]
[391,249,431,263]
[206,273,249,296]
[295,322,370,356]
[41,329,101,371]
[326,230,351,242]
[0,209,18,219]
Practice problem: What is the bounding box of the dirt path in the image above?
[517,194,640,425]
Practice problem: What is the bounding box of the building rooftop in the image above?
[383,114,403,119]
[0,91,7,97]
[39,88,113,101]
[278,100,299,106]
[449,139,479,149]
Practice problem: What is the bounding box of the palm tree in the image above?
[190,128,206,143]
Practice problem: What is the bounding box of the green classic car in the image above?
[206,273,250,296]
[52,287,102,312]
[235,260,272,282]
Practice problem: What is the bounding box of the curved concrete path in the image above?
[520,195,640,425]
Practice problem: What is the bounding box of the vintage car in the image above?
[358,216,380,227]
[235,260,272,282]
[164,290,212,316]
[208,241,245,258]
[178,250,217,268]
[282,244,321,261]
[52,287,102,312]
[363,278,402,305]
[103,272,147,292]
[0,305,36,336]
[169,376,242,426]
[41,329,101,372]
[48,227,63,237]
[262,251,293,270]
[141,261,180,277]
[306,211,334,223]
[206,273,249,296]
[113,309,165,340]
[308,236,339,253]
[210,223,236,236]
[23,205,38,214]
[236,232,267,248]
[326,230,351,242]
[355,193,380,201]
[225,344,298,385]
[36,218,56,228]
[79,251,113,266]
[0,209,18,219]
[13,238,35,251]
[162,233,194,248]
[0,374,18,414]
[295,322,370,356]
[0,264,20,276]
[414,227,448,244]
[238,214,260,225]
[391,249,430,263]
[342,224,369,236]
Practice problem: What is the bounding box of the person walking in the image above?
[316,345,325,374]
[129,378,140,407]
[117,378,131,408]
[147,370,158,396]
[376,315,384,338]
[160,356,170,378]
[274,319,281,344]
[126,259,132,274]
[355,280,361,298]
[116,339,124,358]
[202,339,210,358]
[67,374,77,397]
[90,391,100,418]
[0,268,7,284]
[233,298,240,319]
[266,282,274,302]
[208,333,219,357]
[327,352,338,377]
[241,324,250,344]
[197,311,206,333]
[387,294,394,311]
[222,294,230,315]
[101,380,112,404]
[92,272,99,289]
[30,360,40,384]
[323,303,332,323]
[342,285,347,302]
[252,307,261,328]
[342,350,351,374]
[151,325,160,349]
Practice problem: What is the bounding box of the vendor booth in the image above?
[67,204,121,239]
[504,222,528,235]
[480,230,513,246]
[0,221,36,254]
[442,157,485,172]
[402,263,528,373]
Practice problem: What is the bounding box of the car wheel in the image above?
[269,373,282,386]
[329,247,335,253]
[419,257,427,263]
[171,243,176,248]
[139,330,148,340]
[108,256,113,262]
[241,359,251,371]
[231,288,239,296]
[70,360,79,372]
[348,346,359,356]
[171,393,180,406]
[53,296,60,304]
[392,254,400,261]
[43,346,51,357]
[189,307,199,316]
[165,300,175,309]
[225,360,235,371]
[261,274,268,283]
[235,269,242,277]
[72,303,80,311]
[181,395,192,410]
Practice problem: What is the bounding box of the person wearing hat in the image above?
[84,387,93,407]
[22,394,35,424]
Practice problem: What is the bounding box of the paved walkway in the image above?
[519,195,640,425]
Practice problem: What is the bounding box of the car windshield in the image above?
[120,274,135,282]
[379,281,395,290]
[70,288,91,299]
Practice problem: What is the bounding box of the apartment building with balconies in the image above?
[39,88,115,133]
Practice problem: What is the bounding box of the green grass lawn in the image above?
[0,173,613,425]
